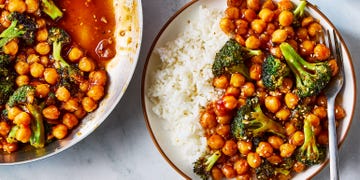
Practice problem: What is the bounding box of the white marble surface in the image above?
[2,0,360,179]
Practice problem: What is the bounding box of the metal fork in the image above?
[323,29,345,180]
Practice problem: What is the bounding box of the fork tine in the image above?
[327,30,334,58]
[333,30,344,72]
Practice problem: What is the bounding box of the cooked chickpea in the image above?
[262,0,276,10]
[0,121,10,136]
[227,0,242,7]
[7,0,27,13]
[15,126,31,143]
[308,22,322,37]
[15,61,30,75]
[87,85,105,101]
[79,57,96,72]
[271,29,288,43]
[3,142,18,153]
[225,6,240,19]
[8,106,23,120]
[306,113,320,127]
[285,122,297,136]
[289,131,305,146]
[221,164,237,179]
[27,54,40,64]
[74,107,87,119]
[56,86,71,102]
[79,81,90,92]
[82,97,98,112]
[14,112,31,126]
[89,70,107,86]
[328,59,339,77]
[225,86,240,97]
[270,46,283,58]
[200,111,217,129]
[52,124,68,139]
[268,135,284,149]
[301,16,314,27]
[237,140,252,155]
[234,158,249,175]
[15,75,29,86]
[314,44,330,61]
[68,47,84,62]
[241,82,255,97]
[35,42,51,55]
[25,0,39,13]
[300,40,315,56]
[30,62,45,78]
[279,143,296,157]
[312,106,327,119]
[259,8,274,22]
[245,35,261,49]
[211,166,223,180]
[235,19,248,35]
[277,0,294,11]
[243,8,257,22]
[222,95,238,110]
[44,68,58,85]
[42,105,60,120]
[256,142,273,158]
[208,134,225,150]
[296,27,309,40]
[284,92,299,109]
[278,10,294,27]
[216,124,230,138]
[0,10,11,27]
[251,19,266,34]
[62,113,79,129]
[3,40,19,55]
[222,140,238,156]
[36,28,48,42]
[317,130,329,145]
[217,115,232,124]
[213,75,229,89]
[276,107,291,121]
[230,73,245,88]
[36,84,50,98]
[293,161,306,173]
[249,63,261,80]
[335,105,346,120]
[246,0,260,11]
[265,96,281,113]
[267,154,283,165]
[220,17,235,34]
[40,56,49,66]
[62,98,79,112]
[247,152,261,168]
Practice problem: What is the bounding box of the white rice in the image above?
[147,6,228,163]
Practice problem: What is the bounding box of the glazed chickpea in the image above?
[3,40,19,55]
[216,124,230,138]
[208,134,225,150]
[25,0,39,13]
[258,8,274,22]
[42,105,60,120]
[279,78,293,93]
[211,166,223,180]
[8,106,23,120]
[314,44,330,61]
[275,107,291,121]
[256,142,273,158]
[0,121,10,136]
[227,0,242,7]
[313,106,327,119]
[44,68,58,85]
[270,46,283,58]
[268,135,284,149]
[267,154,283,164]
[249,63,261,80]
[15,61,30,75]
[301,16,314,27]
[220,17,235,34]
[241,82,255,97]
[262,0,276,10]
[278,10,294,27]
[62,113,79,129]
[245,35,261,49]
[68,47,84,62]
[89,70,108,86]
[217,115,232,124]
[284,92,299,109]
[237,140,252,155]
[36,84,50,98]
[74,107,87,119]
[265,96,281,113]
[277,0,294,11]
[251,19,266,34]
[35,42,51,55]
[79,57,96,72]
[200,111,217,129]
[79,81,90,92]
[222,140,238,156]
[236,174,252,180]
[289,131,305,146]
[328,59,339,77]
[335,105,346,120]
[234,158,249,175]
[316,95,327,107]
[225,6,240,19]
[308,22,322,37]
[230,73,245,88]
[238,97,247,107]
[284,26,295,38]
[52,124,68,139]
[40,56,49,66]
[0,10,11,27]
[36,18,46,28]
[222,95,238,110]
[225,86,240,97]
[285,122,297,136]
[14,111,31,126]
[82,97,98,112]
[235,19,248,35]
[213,75,229,89]
[16,126,31,143]
[279,143,296,158]
[243,8,257,22]
[7,0,27,13]
[221,164,237,179]
[27,54,40,64]
[296,27,309,40]
[317,130,329,145]
[56,86,71,102]
[62,98,79,112]
[306,113,320,127]
[3,142,18,153]
[247,152,261,168]
[30,62,45,78]
[271,29,288,43]
[300,40,315,56]
[36,28,48,42]
[246,0,260,11]
[293,161,306,173]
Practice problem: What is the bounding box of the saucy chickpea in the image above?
[265,96,281,113]
[279,143,296,158]
[42,105,60,120]
[247,152,262,168]
[237,140,252,155]
[200,111,217,129]
[208,134,225,150]
[222,140,238,156]
[52,124,68,139]
[221,164,237,179]
[234,158,249,175]
[268,135,284,149]
[256,142,274,158]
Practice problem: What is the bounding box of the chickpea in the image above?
[314,44,330,61]
[227,0,242,7]
[44,68,58,85]
[241,82,255,97]
[82,97,98,112]
[221,164,236,179]
[251,54,265,64]
[247,152,261,168]
[225,86,240,97]
[216,124,231,138]
[284,26,295,38]
[296,27,309,40]
[238,97,247,107]
[0,121,10,136]
[276,107,291,121]
[301,16,314,27]
[249,63,261,80]
[279,143,296,157]
[235,19,248,35]
[0,10,11,27]
[234,158,249,175]
[89,70,108,86]
[211,166,223,180]
[30,62,45,78]
[42,105,60,120]
[15,61,30,75]
[40,56,49,66]
[335,105,346,120]
[306,113,320,127]
[285,122,297,136]
[308,22,322,37]
[246,0,260,11]
[289,131,305,146]
[208,134,225,150]
[225,6,240,19]
[62,98,80,112]
[74,107,87,119]
[35,42,51,55]
[3,40,19,55]
[36,18,46,28]
[278,10,294,27]
[36,28,48,42]
[316,95,327,107]
[265,96,281,113]
[268,135,284,149]
[68,47,84,62]
[277,0,294,11]
[300,40,315,56]
[270,46,283,58]
[36,83,50,98]
[279,78,293,93]
[86,85,104,101]
[79,57,96,72]
[230,73,245,88]
[245,35,261,49]
[256,142,273,158]
[317,130,329,145]
[222,140,238,156]
[217,115,232,124]
[236,174,251,180]
[7,0,27,13]
[234,34,246,46]
[312,106,327,119]
[14,112,31,126]
[271,29,288,43]
[27,54,40,64]
[259,8,274,22]
[243,8,257,22]
[293,162,306,173]
[213,75,229,89]
[25,0,39,13]
[222,95,238,110]
[267,154,283,165]
[8,106,23,120]
[262,0,276,10]
[52,124,68,139]
[284,92,299,109]
[2,142,18,153]
[16,126,31,143]
[62,113,79,129]
[56,86,71,102]
[237,140,252,155]
[328,59,339,77]
[251,19,266,34]
[220,17,235,34]
[200,111,217,129]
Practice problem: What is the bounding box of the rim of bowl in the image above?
[141,1,356,179]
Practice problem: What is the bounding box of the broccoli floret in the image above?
[256,159,292,180]
[0,54,15,105]
[6,125,19,143]
[262,55,290,91]
[231,97,286,140]
[279,42,331,98]
[48,27,85,84]
[41,0,63,20]
[292,0,307,27]
[0,12,37,47]
[212,39,261,78]
[193,150,222,180]
[7,85,45,148]
[295,114,326,166]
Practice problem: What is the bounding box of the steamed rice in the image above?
[147,6,228,162]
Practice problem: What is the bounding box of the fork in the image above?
[323,29,345,180]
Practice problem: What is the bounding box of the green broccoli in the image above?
[7,85,45,148]
[255,159,293,180]
[6,125,19,143]
[0,54,15,105]
[48,27,85,84]
[212,39,262,78]
[231,97,286,140]
[262,55,290,91]
[193,150,222,180]
[41,0,63,20]
[295,113,326,166]
[280,42,331,98]
[0,12,37,47]
[292,0,307,27]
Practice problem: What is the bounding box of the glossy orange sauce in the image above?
[57,0,116,63]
